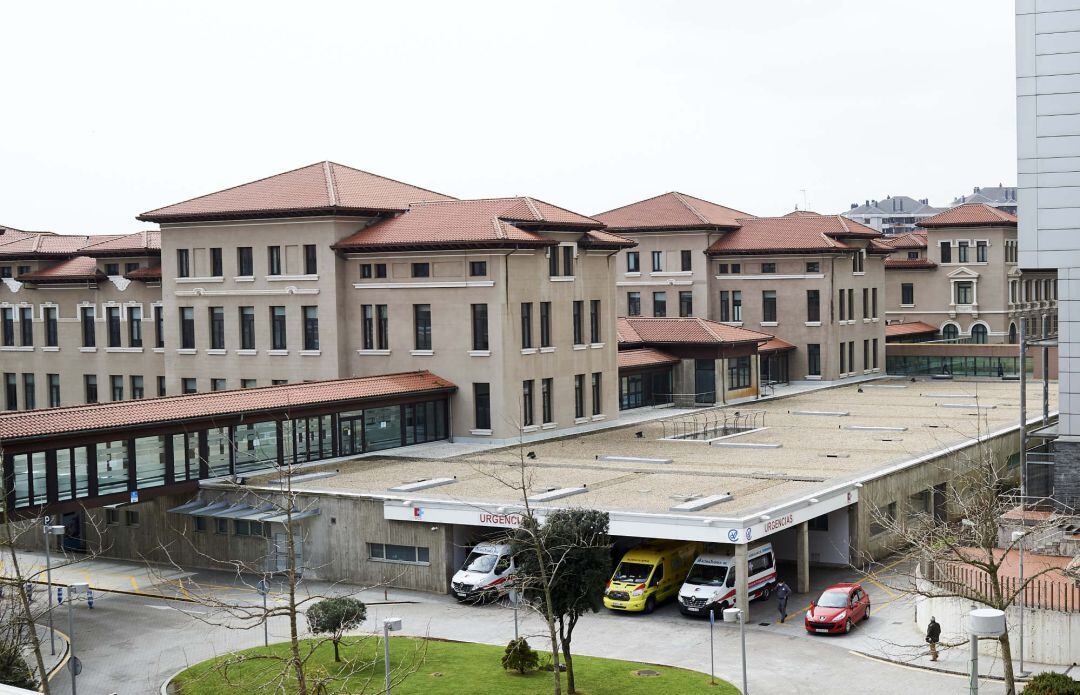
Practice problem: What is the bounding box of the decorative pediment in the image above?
[1008,266,1023,277]
[947,266,979,279]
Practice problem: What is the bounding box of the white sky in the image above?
[0,0,1016,235]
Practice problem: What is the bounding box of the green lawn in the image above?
[172,635,739,694]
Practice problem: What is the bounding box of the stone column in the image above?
[735,541,749,613]
[796,521,810,594]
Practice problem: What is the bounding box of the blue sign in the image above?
[130,490,139,504]
[746,528,753,541]
[727,529,739,542]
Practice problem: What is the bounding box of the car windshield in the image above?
[613,562,652,584]
[685,563,728,586]
[816,590,849,608]
[463,551,498,574]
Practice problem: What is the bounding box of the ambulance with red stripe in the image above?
[677,543,776,617]
[450,543,514,603]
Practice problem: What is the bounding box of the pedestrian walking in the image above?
[926,616,941,661]
[775,580,792,623]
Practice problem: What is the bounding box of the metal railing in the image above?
[930,561,1080,613]
[659,408,766,440]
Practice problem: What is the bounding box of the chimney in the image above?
[851,203,857,209]
[974,186,980,193]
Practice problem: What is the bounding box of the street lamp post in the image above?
[63,581,89,695]
[1012,530,1028,677]
[43,519,65,656]
[257,577,270,647]
[383,617,402,694]
[968,608,1007,695]
[723,607,748,695]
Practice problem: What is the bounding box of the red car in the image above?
[804,583,870,634]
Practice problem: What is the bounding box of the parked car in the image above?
[450,543,514,603]
[603,540,703,613]
[677,543,777,617]
[804,583,870,634]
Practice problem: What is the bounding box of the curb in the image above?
[160,666,187,695]
[849,649,1034,683]
[43,626,71,685]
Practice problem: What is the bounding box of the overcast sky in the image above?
[1,0,1015,235]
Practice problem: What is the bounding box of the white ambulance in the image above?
[677,543,777,617]
[450,542,515,603]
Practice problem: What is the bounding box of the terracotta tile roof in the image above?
[617,347,681,370]
[758,336,796,353]
[884,258,937,269]
[16,256,105,283]
[706,214,880,256]
[882,232,927,250]
[782,210,823,217]
[594,192,751,230]
[917,203,1017,228]
[125,264,162,280]
[884,321,938,339]
[0,231,159,259]
[333,197,603,252]
[617,317,772,346]
[578,228,637,249]
[0,233,94,258]
[139,161,455,223]
[0,371,456,441]
[80,230,161,254]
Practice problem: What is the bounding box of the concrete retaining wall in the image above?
[914,577,1080,665]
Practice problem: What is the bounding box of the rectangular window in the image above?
[653,291,667,317]
[872,338,879,369]
[22,374,34,410]
[4,373,16,410]
[414,304,432,350]
[211,378,226,391]
[110,374,123,401]
[270,306,287,350]
[806,262,820,273]
[908,250,919,260]
[157,376,166,397]
[181,378,196,394]
[807,289,820,322]
[727,355,751,390]
[863,339,870,371]
[362,305,374,350]
[176,248,190,278]
[522,379,535,426]
[591,372,602,415]
[717,263,729,274]
[360,263,372,279]
[839,341,846,374]
[562,245,574,277]
[762,290,777,322]
[84,375,97,403]
[44,307,57,347]
[303,244,317,275]
[871,288,878,318]
[48,374,60,407]
[852,250,864,273]
[17,307,31,347]
[131,375,144,399]
[127,306,142,347]
[862,288,869,319]
[411,262,430,278]
[105,262,120,276]
[848,341,855,374]
[957,241,969,263]
[541,377,553,424]
[241,379,256,388]
[521,302,533,349]
[955,281,974,305]
[17,265,29,277]
[679,291,693,317]
[719,291,730,322]
[732,291,742,321]
[237,247,253,276]
[680,250,692,272]
[376,305,388,350]
[302,306,319,350]
[239,307,255,350]
[976,241,987,263]
[375,263,387,278]
[807,344,821,376]
[651,251,663,272]
[589,299,601,343]
[154,305,164,348]
[470,260,487,277]
[267,246,282,275]
[0,267,9,278]
[179,307,195,349]
[106,306,121,347]
[761,262,776,273]
[549,246,560,277]
[210,247,223,277]
[474,383,491,430]
[209,307,225,349]
[575,374,585,419]
[367,543,429,565]
[471,304,489,351]
[540,302,551,347]
[901,283,914,305]
[627,292,641,316]
[81,306,95,347]
[939,241,951,263]
[106,509,118,525]
[627,252,640,273]
[572,300,583,344]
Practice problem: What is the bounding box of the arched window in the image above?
[970,324,988,344]
[1008,323,1018,344]
[941,324,959,341]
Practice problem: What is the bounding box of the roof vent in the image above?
[791,410,850,417]
[670,493,733,512]
[527,486,588,503]
[597,455,673,465]
[389,477,457,492]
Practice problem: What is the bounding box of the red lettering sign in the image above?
[764,514,795,533]
[478,513,523,526]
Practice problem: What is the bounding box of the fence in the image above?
[931,561,1080,613]
[659,408,766,440]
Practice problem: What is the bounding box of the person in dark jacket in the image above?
[775,580,792,622]
[926,616,941,661]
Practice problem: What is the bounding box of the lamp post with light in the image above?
[43,518,65,656]
[383,617,403,694]
[723,606,748,695]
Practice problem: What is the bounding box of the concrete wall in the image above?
[914,576,1080,665]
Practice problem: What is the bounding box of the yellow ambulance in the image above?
[603,540,703,613]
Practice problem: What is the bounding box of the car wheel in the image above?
[863,604,871,621]
[845,619,853,634]
[644,596,656,614]
[759,585,771,601]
